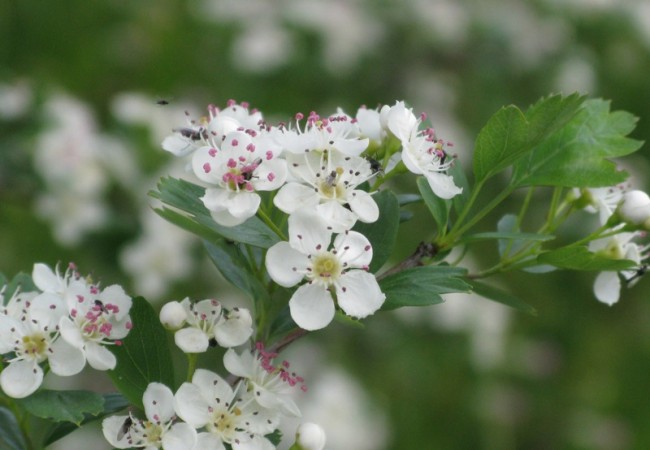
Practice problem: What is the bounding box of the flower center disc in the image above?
[311,253,342,283]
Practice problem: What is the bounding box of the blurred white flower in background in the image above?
[0,79,32,119]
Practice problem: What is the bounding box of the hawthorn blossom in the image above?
[0,288,85,398]
[31,262,133,370]
[274,150,379,232]
[265,211,385,330]
[103,382,197,450]
[173,369,278,450]
[224,343,304,417]
[294,423,327,450]
[164,298,253,353]
[573,185,627,225]
[192,130,287,226]
[589,232,648,305]
[617,190,650,229]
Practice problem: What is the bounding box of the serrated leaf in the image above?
[353,190,400,273]
[151,177,280,248]
[537,246,637,271]
[380,266,471,310]
[16,390,104,425]
[0,407,27,450]
[108,297,174,409]
[42,393,130,446]
[513,99,642,188]
[417,176,450,234]
[470,280,537,315]
[204,239,269,302]
[473,105,529,183]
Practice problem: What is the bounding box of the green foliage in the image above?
[473,93,586,184]
[417,176,450,234]
[353,190,400,273]
[16,390,104,425]
[537,246,637,271]
[379,266,471,310]
[42,393,130,446]
[0,407,27,450]
[459,231,554,245]
[204,239,270,303]
[151,177,280,248]
[108,297,175,409]
[469,280,538,315]
[1,272,37,301]
[512,99,642,187]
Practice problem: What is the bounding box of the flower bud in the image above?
[618,190,650,227]
[295,422,326,450]
[159,300,187,330]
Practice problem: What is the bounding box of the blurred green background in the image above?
[2,0,650,448]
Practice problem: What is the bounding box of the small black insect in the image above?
[366,157,383,175]
[174,127,205,141]
[155,99,170,105]
[117,416,133,441]
[624,264,648,286]
[94,299,107,313]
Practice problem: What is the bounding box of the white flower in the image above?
[0,288,85,398]
[103,382,197,450]
[223,344,304,417]
[274,150,379,232]
[574,186,626,225]
[173,369,278,449]
[265,211,385,330]
[159,301,188,330]
[172,298,253,353]
[192,130,287,226]
[295,422,327,450]
[589,232,647,306]
[617,190,650,228]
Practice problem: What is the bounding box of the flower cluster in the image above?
[574,187,650,305]
[163,100,462,329]
[103,343,310,450]
[0,263,133,398]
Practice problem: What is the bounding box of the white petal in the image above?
[49,338,86,376]
[334,137,368,157]
[333,231,373,268]
[215,308,253,347]
[223,348,254,379]
[191,369,234,407]
[232,435,275,450]
[174,383,210,428]
[59,316,85,349]
[288,211,332,255]
[594,271,621,306]
[162,423,198,450]
[0,360,43,398]
[29,293,66,329]
[253,158,288,191]
[193,432,226,450]
[401,145,423,175]
[273,183,319,214]
[336,271,385,318]
[0,315,22,353]
[425,172,462,200]
[289,283,336,331]
[102,415,133,449]
[98,285,132,321]
[255,384,301,417]
[175,328,209,353]
[387,102,418,142]
[227,191,261,219]
[316,201,357,233]
[32,263,61,293]
[348,190,379,223]
[192,146,222,183]
[85,341,117,370]
[201,188,230,213]
[162,135,197,157]
[144,382,175,423]
[265,242,310,287]
[210,208,249,227]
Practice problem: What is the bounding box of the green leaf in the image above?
[16,390,104,425]
[353,190,400,273]
[108,297,175,408]
[537,246,637,271]
[380,266,471,310]
[0,407,27,450]
[473,94,587,184]
[396,193,422,206]
[470,280,538,315]
[460,231,555,245]
[513,99,642,188]
[417,176,450,233]
[1,272,37,300]
[151,177,280,248]
[204,240,269,302]
[42,393,130,446]
[473,105,529,183]
[449,160,471,216]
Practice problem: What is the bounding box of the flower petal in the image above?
[49,338,86,376]
[59,316,85,349]
[162,423,198,450]
[336,270,385,318]
[265,242,310,287]
[223,348,254,379]
[32,263,61,293]
[191,369,234,406]
[175,327,209,353]
[273,183,319,214]
[289,283,335,331]
[288,211,332,255]
[227,191,261,220]
[0,360,43,398]
[425,172,462,200]
[333,231,373,268]
[594,271,621,306]
[316,201,357,233]
[144,382,175,423]
[193,432,226,450]
[253,158,288,191]
[85,341,117,370]
[102,415,133,449]
[348,190,379,223]
[174,382,210,428]
[215,308,253,347]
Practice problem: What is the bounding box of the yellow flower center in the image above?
[311,253,342,284]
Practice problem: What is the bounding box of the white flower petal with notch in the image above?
[0,359,43,398]
[175,327,210,353]
[289,283,336,331]
[265,242,310,288]
[336,270,385,318]
[348,190,379,223]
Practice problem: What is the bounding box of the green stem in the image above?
[186,353,198,382]
[257,207,287,241]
